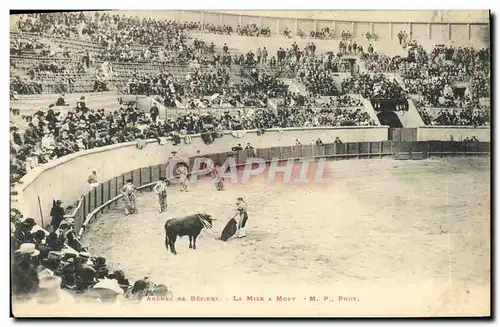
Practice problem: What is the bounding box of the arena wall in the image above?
[417,126,490,142]
[14,126,388,225]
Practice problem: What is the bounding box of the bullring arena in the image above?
[10,10,490,317]
[81,158,490,315]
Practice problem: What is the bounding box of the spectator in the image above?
[88,170,99,190]
[50,200,65,231]
[150,104,159,123]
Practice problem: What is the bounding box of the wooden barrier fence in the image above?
[69,140,490,239]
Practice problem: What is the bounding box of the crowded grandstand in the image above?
[10,11,490,306]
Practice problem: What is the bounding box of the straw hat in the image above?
[15,243,40,257]
[93,279,124,294]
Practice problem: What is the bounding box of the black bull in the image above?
[164,214,215,255]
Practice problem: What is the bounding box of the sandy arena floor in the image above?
[81,157,491,316]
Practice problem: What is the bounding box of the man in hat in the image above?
[127,279,149,301]
[87,169,99,190]
[76,96,88,113]
[46,232,64,252]
[121,178,137,215]
[153,177,168,213]
[150,103,159,123]
[75,264,97,292]
[50,200,65,232]
[74,251,91,276]
[235,197,249,238]
[12,248,40,299]
[14,218,37,247]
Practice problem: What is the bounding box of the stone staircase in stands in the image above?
[404,98,426,127]
[280,78,308,96]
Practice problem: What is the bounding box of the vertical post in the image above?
[114,176,119,207]
[107,180,111,209]
[100,183,104,208]
[83,195,87,218]
[259,16,262,28]
[448,23,452,41]
[389,22,393,39]
[370,22,374,34]
[428,23,431,40]
[333,21,336,35]
[37,196,44,228]
[295,18,298,34]
[379,141,383,158]
[468,23,471,41]
[139,169,143,192]
[408,22,412,38]
[352,22,355,37]
[87,192,91,215]
[276,18,280,35]
[356,143,360,159]
[314,19,317,31]
[239,15,242,26]
[368,142,372,159]
[219,13,223,26]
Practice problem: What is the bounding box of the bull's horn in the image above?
[211,218,217,221]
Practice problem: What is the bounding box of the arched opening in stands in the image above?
[377,110,403,128]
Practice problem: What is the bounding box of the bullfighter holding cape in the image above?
[221,197,249,241]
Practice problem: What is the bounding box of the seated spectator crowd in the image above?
[416,107,489,127]
[11,208,171,304]
[341,73,407,99]
[10,89,376,184]
[360,40,490,108]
